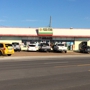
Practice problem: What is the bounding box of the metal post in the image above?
[49,16,52,27]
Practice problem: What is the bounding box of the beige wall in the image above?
[0,28,37,36]
[53,28,90,37]
[87,41,90,46]
[0,28,90,37]
[0,40,22,44]
[74,41,82,51]
[74,41,90,51]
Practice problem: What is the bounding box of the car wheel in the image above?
[80,51,82,53]
[87,51,90,54]
[45,49,48,52]
[48,49,51,52]
[7,54,11,56]
[19,50,21,52]
[64,51,67,53]
[0,51,2,56]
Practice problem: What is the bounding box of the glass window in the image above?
[5,44,12,47]
[0,44,3,47]
[40,43,49,46]
[75,38,88,41]
[1,36,21,40]
[53,37,74,40]
[56,44,64,46]
[12,42,19,45]
[29,45,35,47]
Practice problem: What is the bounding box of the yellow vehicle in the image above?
[0,43,14,56]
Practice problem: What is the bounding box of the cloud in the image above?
[21,19,48,23]
[22,19,38,22]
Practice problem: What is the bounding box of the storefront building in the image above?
[0,27,90,51]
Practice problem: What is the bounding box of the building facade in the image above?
[0,27,90,51]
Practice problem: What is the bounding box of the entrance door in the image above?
[39,37,52,43]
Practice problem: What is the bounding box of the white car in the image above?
[12,42,21,52]
[53,43,67,53]
[27,44,39,51]
[21,45,28,51]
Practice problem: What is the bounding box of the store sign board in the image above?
[38,28,53,35]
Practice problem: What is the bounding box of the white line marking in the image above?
[44,62,68,64]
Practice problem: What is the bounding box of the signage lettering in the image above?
[39,28,53,31]
[43,28,52,31]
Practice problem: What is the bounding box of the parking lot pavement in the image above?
[11,51,86,57]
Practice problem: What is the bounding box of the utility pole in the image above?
[49,16,52,27]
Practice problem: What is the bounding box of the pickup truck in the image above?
[53,43,67,53]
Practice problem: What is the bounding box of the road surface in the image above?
[0,56,90,90]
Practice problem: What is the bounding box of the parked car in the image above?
[21,45,28,51]
[79,45,90,53]
[27,44,39,51]
[12,42,21,52]
[38,43,51,52]
[53,43,67,53]
[0,43,14,56]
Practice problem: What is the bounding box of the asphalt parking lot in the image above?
[11,51,88,57]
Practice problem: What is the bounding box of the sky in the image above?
[0,0,90,28]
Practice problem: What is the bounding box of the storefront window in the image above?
[0,36,21,40]
[53,37,74,40]
[75,38,89,41]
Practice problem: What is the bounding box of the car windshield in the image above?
[12,43,19,45]
[57,44,64,46]
[12,43,19,46]
[29,45,35,47]
[30,42,35,44]
[41,43,49,46]
[5,44,12,47]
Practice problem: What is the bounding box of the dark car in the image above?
[79,45,90,53]
[38,43,51,52]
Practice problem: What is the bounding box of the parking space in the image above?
[11,51,85,57]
